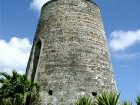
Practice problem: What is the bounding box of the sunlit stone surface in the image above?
[26,0,117,104]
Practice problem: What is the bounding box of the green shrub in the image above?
[136,95,140,105]
[95,91,119,105]
[76,95,93,105]
[122,101,132,105]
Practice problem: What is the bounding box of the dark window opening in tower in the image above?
[92,92,97,96]
[48,90,53,95]
[31,40,41,81]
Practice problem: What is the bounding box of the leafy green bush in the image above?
[76,95,93,105]
[95,91,119,105]
[0,70,39,105]
[122,101,132,105]
[136,95,140,105]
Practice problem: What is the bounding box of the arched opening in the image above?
[31,40,41,82]
[25,41,41,105]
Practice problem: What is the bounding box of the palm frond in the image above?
[76,95,93,105]
[122,101,132,105]
[0,70,39,104]
[95,91,119,105]
[0,78,5,83]
[0,72,11,79]
[136,95,140,105]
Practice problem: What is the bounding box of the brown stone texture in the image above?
[26,0,117,104]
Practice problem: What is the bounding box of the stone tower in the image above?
[26,0,117,104]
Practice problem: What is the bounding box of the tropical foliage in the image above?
[122,101,132,105]
[76,95,93,105]
[136,95,140,105]
[75,91,140,105]
[95,91,119,105]
[0,70,139,105]
[75,91,120,105]
[0,71,39,105]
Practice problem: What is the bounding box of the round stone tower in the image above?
[26,0,117,104]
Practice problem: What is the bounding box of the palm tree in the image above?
[95,91,120,105]
[0,70,39,105]
[25,80,39,105]
[76,95,93,105]
[136,95,140,105]
[0,72,12,104]
[122,101,132,105]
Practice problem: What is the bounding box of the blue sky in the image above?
[0,0,140,104]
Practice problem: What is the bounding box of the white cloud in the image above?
[109,29,140,51]
[0,37,32,74]
[30,0,51,11]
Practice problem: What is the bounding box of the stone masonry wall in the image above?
[26,0,117,104]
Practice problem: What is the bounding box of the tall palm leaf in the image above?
[76,95,93,105]
[0,72,11,80]
[136,95,140,105]
[95,91,120,105]
[122,101,132,105]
